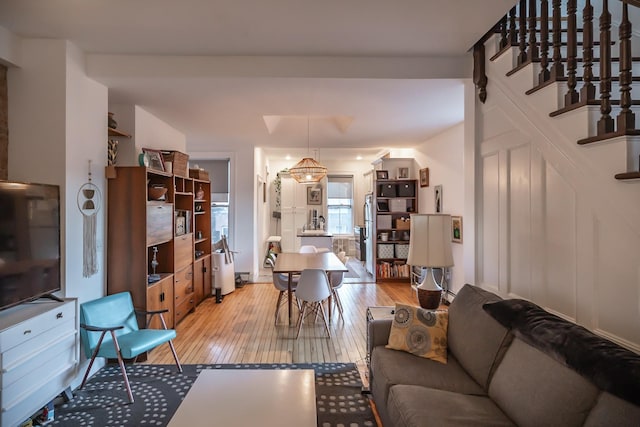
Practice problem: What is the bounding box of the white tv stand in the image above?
[0,298,78,427]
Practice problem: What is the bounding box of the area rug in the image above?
[52,363,376,426]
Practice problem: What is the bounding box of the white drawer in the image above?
[1,322,76,389]
[0,301,75,352]
[2,352,76,427]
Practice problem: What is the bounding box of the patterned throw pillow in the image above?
[386,303,448,364]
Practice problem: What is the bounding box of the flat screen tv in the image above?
[0,181,61,311]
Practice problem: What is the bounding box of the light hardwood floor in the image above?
[146,280,415,366]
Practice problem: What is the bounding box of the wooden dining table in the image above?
[273,251,349,325]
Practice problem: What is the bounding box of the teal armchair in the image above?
[79,292,182,403]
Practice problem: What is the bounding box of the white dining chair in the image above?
[266,255,299,324]
[298,245,318,253]
[328,271,345,319]
[295,269,332,338]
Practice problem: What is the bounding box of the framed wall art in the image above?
[452,215,462,243]
[307,187,322,205]
[142,148,165,172]
[397,167,409,179]
[376,170,389,180]
[434,185,443,213]
[419,168,429,187]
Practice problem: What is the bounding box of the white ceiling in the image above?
[0,0,515,161]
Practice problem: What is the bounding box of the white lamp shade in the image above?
[407,214,454,268]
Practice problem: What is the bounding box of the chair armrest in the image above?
[135,309,169,316]
[80,323,124,332]
[367,319,393,355]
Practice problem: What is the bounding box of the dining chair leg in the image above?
[275,291,284,324]
[333,289,344,318]
[318,302,331,338]
[295,303,307,339]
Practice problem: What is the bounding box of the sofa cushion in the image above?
[386,303,448,363]
[447,284,512,390]
[489,338,599,427]
[583,392,640,427]
[483,298,640,406]
[387,384,515,427]
[371,345,485,407]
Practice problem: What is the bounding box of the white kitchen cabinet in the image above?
[279,174,310,252]
[0,299,78,427]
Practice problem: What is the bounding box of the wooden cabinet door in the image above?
[147,276,174,329]
[193,258,204,303]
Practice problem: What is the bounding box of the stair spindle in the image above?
[518,0,528,65]
[539,0,551,84]
[528,0,539,61]
[617,1,635,132]
[580,0,596,102]
[508,6,518,46]
[499,15,509,50]
[550,0,565,80]
[597,0,615,134]
[564,0,580,106]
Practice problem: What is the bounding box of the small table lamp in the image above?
[407,214,454,309]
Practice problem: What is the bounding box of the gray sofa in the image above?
[368,284,640,427]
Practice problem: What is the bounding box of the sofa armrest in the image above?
[368,319,393,355]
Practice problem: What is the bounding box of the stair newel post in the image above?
[527,0,539,62]
[549,0,565,80]
[564,0,580,106]
[473,43,488,104]
[539,0,551,84]
[597,0,615,135]
[517,0,528,65]
[508,6,518,46]
[580,0,596,102]
[616,0,635,132]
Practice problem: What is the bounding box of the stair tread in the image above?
[577,129,640,145]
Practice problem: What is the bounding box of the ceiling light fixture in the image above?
[289,117,327,184]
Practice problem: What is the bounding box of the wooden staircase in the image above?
[473,0,640,180]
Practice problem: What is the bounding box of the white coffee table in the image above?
[168,369,316,426]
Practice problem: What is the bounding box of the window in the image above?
[327,175,353,235]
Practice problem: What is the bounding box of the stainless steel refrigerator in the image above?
[364,193,375,275]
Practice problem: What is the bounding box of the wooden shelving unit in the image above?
[106,166,212,328]
[374,179,418,282]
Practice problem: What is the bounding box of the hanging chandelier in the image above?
[289,117,327,183]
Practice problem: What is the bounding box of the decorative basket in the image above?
[377,243,394,258]
[395,244,410,258]
[395,218,411,230]
[189,168,209,180]
[162,151,189,176]
[416,288,442,310]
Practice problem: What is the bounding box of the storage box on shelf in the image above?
[373,179,418,282]
[162,151,189,177]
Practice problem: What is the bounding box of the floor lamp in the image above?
[407,214,454,309]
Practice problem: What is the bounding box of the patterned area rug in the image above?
[53,363,376,426]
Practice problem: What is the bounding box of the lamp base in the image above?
[416,288,442,310]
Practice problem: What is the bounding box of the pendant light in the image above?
[289,117,327,183]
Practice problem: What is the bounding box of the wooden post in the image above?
[508,6,517,46]
[528,0,539,61]
[597,0,615,134]
[539,0,551,84]
[518,0,528,65]
[580,0,596,102]
[564,0,580,106]
[549,0,565,80]
[499,15,509,50]
[473,43,488,104]
[617,1,635,132]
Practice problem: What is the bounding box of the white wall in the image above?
[413,124,466,294]
[6,37,110,386]
[476,41,640,352]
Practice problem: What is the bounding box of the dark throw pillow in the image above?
[483,299,640,406]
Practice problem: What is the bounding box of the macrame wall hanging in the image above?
[77,160,102,277]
